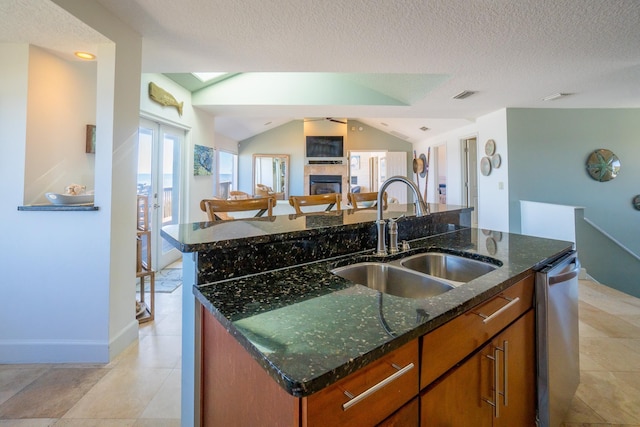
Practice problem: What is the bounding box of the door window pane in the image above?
[217,151,237,199]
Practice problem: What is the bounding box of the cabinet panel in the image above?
[421,275,533,387]
[420,349,493,427]
[495,310,536,427]
[201,307,300,426]
[378,397,419,427]
[420,310,536,427]
[304,340,419,427]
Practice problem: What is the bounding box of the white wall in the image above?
[414,123,475,206]
[139,73,219,223]
[414,109,509,232]
[476,109,509,232]
[0,0,143,363]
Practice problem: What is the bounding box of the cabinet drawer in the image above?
[304,340,419,427]
[420,275,533,388]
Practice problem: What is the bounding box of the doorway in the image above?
[462,137,478,227]
[137,118,184,270]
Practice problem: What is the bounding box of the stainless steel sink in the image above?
[399,252,497,283]
[331,262,454,299]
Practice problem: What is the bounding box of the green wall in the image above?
[507,108,640,256]
[238,119,414,196]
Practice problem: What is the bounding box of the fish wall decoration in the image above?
[149,82,184,116]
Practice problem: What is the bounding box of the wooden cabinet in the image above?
[421,310,536,426]
[419,274,537,427]
[303,340,418,427]
[420,275,534,388]
[201,307,418,427]
[199,274,537,427]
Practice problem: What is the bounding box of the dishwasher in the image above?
[536,249,581,427]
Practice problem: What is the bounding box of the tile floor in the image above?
[1,273,639,426]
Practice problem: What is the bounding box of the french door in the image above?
[137,118,184,270]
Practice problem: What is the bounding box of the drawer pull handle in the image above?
[476,296,520,323]
[342,362,415,411]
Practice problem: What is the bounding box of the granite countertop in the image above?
[162,203,460,252]
[194,226,573,398]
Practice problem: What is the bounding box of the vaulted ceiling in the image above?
[3,0,640,142]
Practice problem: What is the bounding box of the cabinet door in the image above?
[494,310,536,427]
[420,349,493,427]
[421,310,536,427]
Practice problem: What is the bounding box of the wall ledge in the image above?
[17,205,99,211]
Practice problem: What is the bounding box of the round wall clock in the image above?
[586,149,621,182]
[485,139,496,156]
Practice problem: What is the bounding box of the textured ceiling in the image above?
[3,0,640,142]
[0,0,110,61]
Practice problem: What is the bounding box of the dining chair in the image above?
[288,193,341,215]
[200,197,274,221]
[228,190,251,200]
[347,191,387,210]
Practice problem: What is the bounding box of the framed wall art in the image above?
[194,144,214,176]
[85,124,96,153]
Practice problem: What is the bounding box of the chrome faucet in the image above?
[376,176,429,256]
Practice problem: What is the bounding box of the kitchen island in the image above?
[162,204,573,426]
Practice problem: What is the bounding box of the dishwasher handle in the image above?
[548,258,580,286]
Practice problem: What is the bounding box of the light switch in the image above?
[498,182,504,190]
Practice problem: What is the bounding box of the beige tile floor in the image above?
[0,263,183,427]
[1,273,639,426]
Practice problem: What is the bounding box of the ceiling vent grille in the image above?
[452,90,476,100]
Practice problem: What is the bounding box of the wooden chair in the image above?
[228,190,250,200]
[288,193,341,215]
[200,197,274,221]
[348,191,387,210]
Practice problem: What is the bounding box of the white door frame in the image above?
[138,117,187,269]
[461,136,479,227]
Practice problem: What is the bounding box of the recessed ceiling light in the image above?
[452,90,476,100]
[542,93,570,101]
[74,51,96,60]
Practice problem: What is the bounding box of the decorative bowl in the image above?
[45,192,94,205]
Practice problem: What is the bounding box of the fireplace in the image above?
[309,175,342,195]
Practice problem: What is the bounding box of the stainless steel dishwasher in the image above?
[536,250,581,427]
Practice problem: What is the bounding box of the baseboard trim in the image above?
[109,318,140,360]
[0,320,139,364]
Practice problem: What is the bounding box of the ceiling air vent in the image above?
[390,130,410,140]
[452,90,476,100]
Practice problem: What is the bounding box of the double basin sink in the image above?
[331,251,500,299]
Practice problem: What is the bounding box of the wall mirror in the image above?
[253,154,289,200]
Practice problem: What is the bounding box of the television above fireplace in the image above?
[305,136,345,164]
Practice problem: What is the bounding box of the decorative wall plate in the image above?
[486,237,497,255]
[491,154,501,168]
[480,156,492,176]
[586,149,620,182]
[419,153,428,177]
[485,139,496,156]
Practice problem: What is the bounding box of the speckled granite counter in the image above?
[162,203,471,283]
[194,226,572,397]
